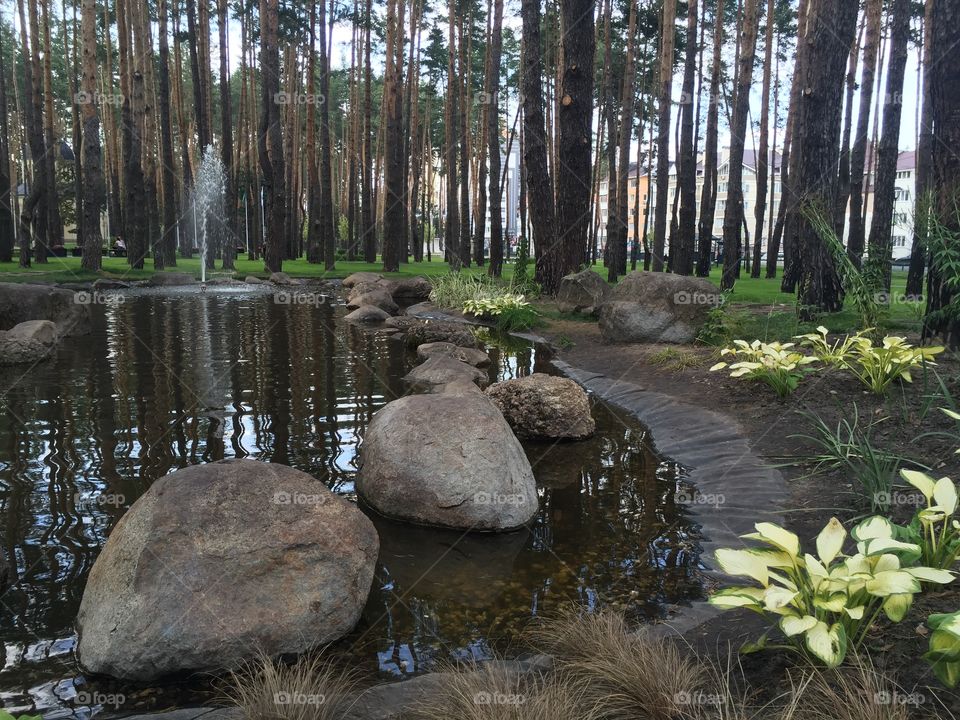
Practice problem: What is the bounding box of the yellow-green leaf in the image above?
[883,593,913,622]
[901,469,936,502]
[748,522,801,557]
[816,517,846,565]
[851,515,894,541]
[805,622,847,668]
[715,548,770,586]
[780,615,818,637]
[934,477,958,515]
[865,570,922,597]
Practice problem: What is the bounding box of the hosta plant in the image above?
[926,611,960,687]
[709,517,954,668]
[462,294,539,331]
[795,325,863,368]
[845,335,943,394]
[710,340,818,397]
[895,469,960,570]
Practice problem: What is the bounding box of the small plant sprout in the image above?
[895,470,960,570]
[710,340,818,397]
[709,517,954,668]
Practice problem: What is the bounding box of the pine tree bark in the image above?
[720,0,759,290]
[611,0,639,280]
[846,0,881,268]
[41,0,63,251]
[651,0,676,272]
[486,0,505,276]
[444,0,460,268]
[906,0,934,297]
[381,0,406,271]
[218,0,236,269]
[79,0,103,271]
[792,0,858,314]
[158,0,178,266]
[673,0,697,276]
[696,0,723,276]
[362,0,375,262]
[0,10,13,263]
[258,0,285,272]
[750,0,775,278]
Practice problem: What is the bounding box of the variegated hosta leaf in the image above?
[813,593,847,613]
[844,605,865,620]
[816,517,846,565]
[708,587,765,610]
[934,476,959,516]
[865,570,922,597]
[883,593,914,622]
[763,586,800,613]
[905,567,955,584]
[781,614,818,637]
[714,548,770,586]
[901,469,936,502]
[851,516,895,542]
[858,537,922,564]
[804,621,847,668]
[746,522,801,558]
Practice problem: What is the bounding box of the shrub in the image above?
[794,326,863,368]
[463,294,540,331]
[709,517,954,668]
[710,340,818,397]
[895,469,960,570]
[845,334,943,395]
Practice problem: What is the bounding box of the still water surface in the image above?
[0,288,703,715]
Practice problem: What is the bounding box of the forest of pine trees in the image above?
[0,0,957,341]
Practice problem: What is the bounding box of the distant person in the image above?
[113,236,127,257]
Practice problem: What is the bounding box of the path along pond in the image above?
[0,287,705,716]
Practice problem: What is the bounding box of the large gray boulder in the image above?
[76,459,379,681]
[598,271,723,344]
[381,276,432,300]
[345,305,391,324]
[416,341,490,368]
[347,283,400,315]
[557,269,611,315]
[0,283,90,336]
[357,394,538,531]
[486,373,595,440]
[0,320,59,365]
[343,271,384,288]
[403,356,490,391]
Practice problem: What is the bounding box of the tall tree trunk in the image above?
[906,0,934,297]
[445,0,460,268]
[382,0,406,271]
[0,9,13,263]
[673,0,697,276]
[750,0,775,278]
[458,11,471,267]
[696,0,723,277]
[218,0,235,269]
[79,0,103,271]
[720,0,759,290]
[486,0,506,276]
[258,0,285,272]
[319,0,337,269]
[651,0,676,272]
[923,0,960,348]
[611,0,639,280]
[184,0,209,151]
[523,0,558,285]
[362,0,375,262]
[792,0,858,314]
[306,3,321,263]
[549,0,595,292]
[846,0,881,268]
[23,0,49,263]
[865,0,909,291]
[158,0,178,266]
[41,0,63,251]
[832,17,862,242]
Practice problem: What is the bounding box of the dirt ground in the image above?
[537,307,960,718]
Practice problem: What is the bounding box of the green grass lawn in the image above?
[0,254,922,340]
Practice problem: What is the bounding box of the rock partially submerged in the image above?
[598,271,723,344]
[416,341,490,368]
[486,373,595,440]
[347,284,400,315]
[0,320,59,365]
[269,271,298,286]
[557,269,611,315]
[357,393,538,531]
[343,271,384,288]
[345,305,391,323]
[0,282,91,337]
[404,355,490,391]
[76,459,379,681]
[385,316,479,348]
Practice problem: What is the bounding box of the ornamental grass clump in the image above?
[709,517,954,669]
[710,340,818,397]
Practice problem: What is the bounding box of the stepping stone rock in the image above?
[346,305,391,323]
[75,459,379,681]
[404,356,490,391]
[486,373,595,440]
[385,317,479,349]
[347,285,400,315]
[269,271,298,286]
[380,276,432,300]
[0,320,59,365]
[343,271,384,288]
[416,341,490,368]
[244,276,268,285]
[357,393,538,530]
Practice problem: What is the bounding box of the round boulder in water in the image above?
[486,373,595,440]
[357,393,538,531]
[75,459,379,681]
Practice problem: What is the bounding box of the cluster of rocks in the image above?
[355,317,595,533]
[342,271,432,323]
[0,283,91,365]
[557,269,723,344]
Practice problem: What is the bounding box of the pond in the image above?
[0,288,704,716]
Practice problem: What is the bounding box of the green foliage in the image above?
[512,234,532,289]
[0,711,41,720]
[926,611,960,687]
[795,325,862,368]
[710,340,818,397]
[925,209,960,331]
[648,347,702,372]
[895,470,960,571]
[845,334,944,395]
[793,406,904,513]
[463,294,540,331]
[695,293,738,345]
[709,517,955,668]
